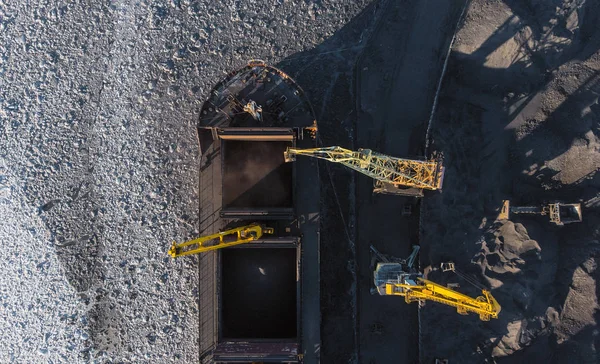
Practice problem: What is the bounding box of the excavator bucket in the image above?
[556,203,583,225]
[283,149,296,163]
[498,200,510,221]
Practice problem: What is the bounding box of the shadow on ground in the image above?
[420,0,600,362]
[275,2,385,361]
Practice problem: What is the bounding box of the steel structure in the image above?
[195,60,319,363]
[284,146,444,191]
[498,200,582,225]
[169,224,274,258]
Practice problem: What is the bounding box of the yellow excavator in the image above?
[372,247,500,321]
[168,223,273,258]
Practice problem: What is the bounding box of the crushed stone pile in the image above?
[0,0,372,362]
[419,0,600,362]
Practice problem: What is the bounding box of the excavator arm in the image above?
[385,278,501,321]
[374,262,501,321]
[168,224,274,258]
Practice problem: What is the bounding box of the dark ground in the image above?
[354,0,465,363]
[420,0,600,362]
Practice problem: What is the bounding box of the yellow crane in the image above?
[374,258,500,321]
[168,223,274,258]
[284,146,444,192]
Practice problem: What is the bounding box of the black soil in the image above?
[221,247,297,339]
[222,141,293,209]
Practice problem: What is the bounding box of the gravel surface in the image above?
[0,1,372,362]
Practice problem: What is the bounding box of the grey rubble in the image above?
[0,0,371,362]
[420,0,600,362]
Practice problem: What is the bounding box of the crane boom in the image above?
[284,146,444,190]
[168,224,274,258]
[374,263,500,321]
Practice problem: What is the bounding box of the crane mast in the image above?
[284,146,444,191]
